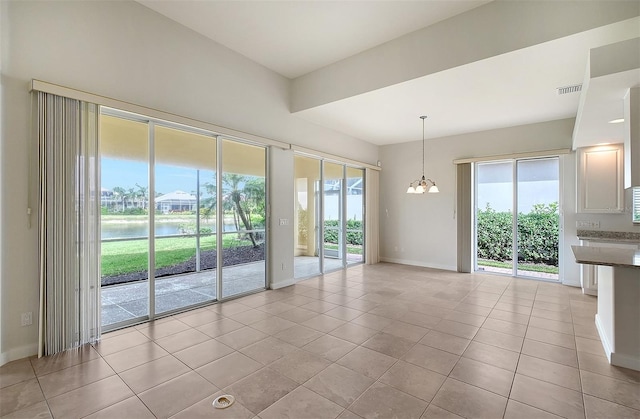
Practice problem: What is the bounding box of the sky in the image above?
[102,158,215,196]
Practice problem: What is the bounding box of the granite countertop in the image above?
[571,245,640,269]
[577,229,640,243]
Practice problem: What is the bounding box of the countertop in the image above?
[571,245,640,270]
[577,229,640,243]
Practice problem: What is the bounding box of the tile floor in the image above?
[2,263,640,418]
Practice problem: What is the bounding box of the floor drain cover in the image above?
[213,395,235,409]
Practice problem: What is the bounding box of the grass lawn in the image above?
[324,243,363,255]
[101,234,253,277]
[478,259,559,274]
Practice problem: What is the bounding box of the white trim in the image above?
[30,80,289,150]
[561,278,582,288]
[0,344,38,367]
[611,352,640,371]
[453,148,570,164]
[292,145,381,171]
[270,278,295,290]
[594,312,640,371]
[380,257,456,272]
[595,313,613,363]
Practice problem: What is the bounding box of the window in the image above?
[633,187,640,223]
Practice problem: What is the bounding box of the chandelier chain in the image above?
[422,117,425,176]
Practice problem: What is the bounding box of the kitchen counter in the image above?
[571,245,640,371]
[571,245,640,269]
[576,229,640,243]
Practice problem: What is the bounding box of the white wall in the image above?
[379,118,639,286]
[0,0,378,363]
[269,148,295,289]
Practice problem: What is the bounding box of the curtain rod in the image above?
[452,148,571,164]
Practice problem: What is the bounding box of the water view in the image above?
[101,220,239,239]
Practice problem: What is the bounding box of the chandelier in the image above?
[406,116,439,194]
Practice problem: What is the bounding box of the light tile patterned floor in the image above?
[2,263,640,418]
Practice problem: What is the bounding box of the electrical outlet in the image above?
[576,221,601,229]
[21,312,32,326]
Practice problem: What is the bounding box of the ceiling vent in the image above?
[557,84,582,95]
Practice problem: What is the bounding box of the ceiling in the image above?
[137,0,490,79]
[297,19,640,145]
[138,1,639,146]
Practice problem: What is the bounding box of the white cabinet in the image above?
[578,144,624,213]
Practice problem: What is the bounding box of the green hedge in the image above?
[324,220,363,246]
[477,203,559,266]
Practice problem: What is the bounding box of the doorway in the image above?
[475,157,560,280]
[294,155,365,279]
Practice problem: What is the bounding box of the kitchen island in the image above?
[571,245,640,371]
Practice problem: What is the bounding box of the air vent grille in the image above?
[557,84,582,95]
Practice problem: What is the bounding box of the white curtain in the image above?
[37,92,101,357]
[365,168,380,264]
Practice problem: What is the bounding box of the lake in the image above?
[101,220,237,239]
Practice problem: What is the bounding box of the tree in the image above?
[112,186,127,211]
[135,183,148,210]
[223,174,258,246]
[202,173,266,247]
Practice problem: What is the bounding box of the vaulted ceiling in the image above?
[138,1,640,146]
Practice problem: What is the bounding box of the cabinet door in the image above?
[578,145,624,213]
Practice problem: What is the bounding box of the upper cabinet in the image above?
[578,144,624,213]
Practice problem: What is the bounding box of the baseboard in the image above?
[0,343,38,367]
[270,278,294,290]
[595,314,613,363]
[562,279,581,288]
[610,352,640,371]
[380,257,456,272]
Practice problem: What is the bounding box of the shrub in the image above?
[477,203,559,266]
[324,220,363,246]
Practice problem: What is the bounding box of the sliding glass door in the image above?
[323,162,344,272]
[221,140,266,298]
[100,115,150,325]
[154,125,217,315]
[100,109,267,330]
[293,155,365,279]
[294,156,322,278]
[475,157,559,281]
[346,167,364,265]
[515,158,560,278]
[476,162,514,274]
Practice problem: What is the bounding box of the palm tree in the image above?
[135,183,148,210]
[127,187,137,209]
[112,186,127,212]
[202,173,265,247]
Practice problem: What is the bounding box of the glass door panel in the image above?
[476,161,513,274]
[154,126,217,314]
[294,156,321,278]
[516,158,559,280]
[100,115,149,329]
[221,140,266,298]
[346,167,364,265]
[323,162,344,271]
